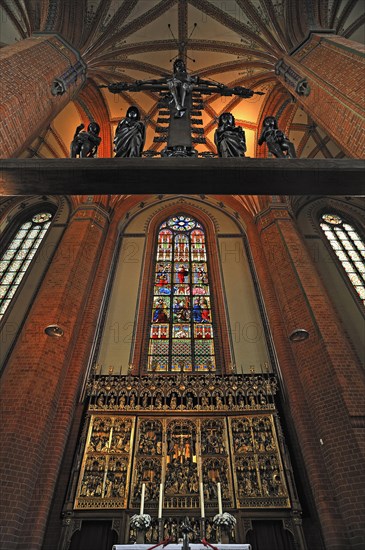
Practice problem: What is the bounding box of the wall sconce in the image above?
[44,324,64,337]
[289,328,309,342]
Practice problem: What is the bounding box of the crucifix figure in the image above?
[181,516,194,550]
[100,59,263,157]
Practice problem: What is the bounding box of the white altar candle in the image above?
[158,483,164,518]
[140,483,146,515]
[200,482,205,518]
[217,482,223,515]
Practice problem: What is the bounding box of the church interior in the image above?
[0,1,364,550]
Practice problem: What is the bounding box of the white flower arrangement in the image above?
[130,513,152,530]
[213,512,237,528]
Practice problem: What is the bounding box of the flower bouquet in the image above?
[213,512,236,528]
[213,513,236,543]
[130,514,152,542]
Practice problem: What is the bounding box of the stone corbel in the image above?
[275,59,310,96]
[52,59,87,96]
[32,32,87,96]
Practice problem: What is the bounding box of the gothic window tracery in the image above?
[0,211,53,320]
[149,214,216,372]
[320,213,365,306]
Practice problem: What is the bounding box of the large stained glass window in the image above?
[0,212,53,320]
[320,213,365,306]
[148,215,216,372]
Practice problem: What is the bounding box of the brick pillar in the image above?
[0,34,86,158]
[256,204,365,549]
[0,204,108,549]
[275,33,365,158]
[41,207,123,550]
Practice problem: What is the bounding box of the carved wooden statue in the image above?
[258,116,296,158]
[70,122,101,158]
[114,106,145,157]
[214,112,247,157]
[101,59,263,157]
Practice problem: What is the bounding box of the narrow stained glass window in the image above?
[0,212,52,320]
[148,215,216,373]
[320,213,365,306]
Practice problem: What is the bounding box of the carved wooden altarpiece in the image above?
[61,371,303,546]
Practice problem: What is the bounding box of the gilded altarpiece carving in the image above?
[201,419,233,511]
[131,419,163,509]
[164,420,199,509]
[229,415,290,508]
[131,517,203,544]
[75,374,290,513]
[75,416,135,509]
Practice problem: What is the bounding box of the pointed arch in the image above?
[148,214,216,373]
[293,196,365,362]
[0,196,70,369]
[319,212,365,306]
[131,204,232,375]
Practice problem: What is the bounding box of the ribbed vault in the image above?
[2,0,362,159]
[1,1,363,214]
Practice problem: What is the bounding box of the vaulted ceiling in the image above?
[1,0,363,160]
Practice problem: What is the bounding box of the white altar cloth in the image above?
[113,544,251,550]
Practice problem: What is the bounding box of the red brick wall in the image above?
[40,403,85,550]
[0,35,85,158]
[255,205,365,549]
[41,196,149,548]
[0,205,108,549]
[2,196,364,549]
[277,34,365,158]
